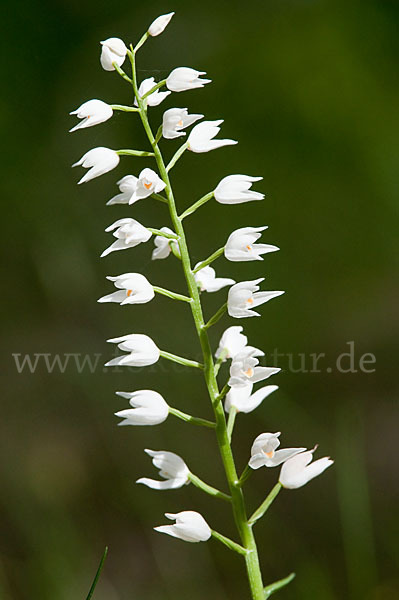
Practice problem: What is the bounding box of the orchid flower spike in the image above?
[152,227,179,260]
[135,77,171,107]
[215,326,248,361]
[194,264,235,293]
[166,67,211,92]
[279,447,334,489]
[225,227,279,262]
[137,449,189,490]
[100,37,127,71]
[214,175,264,205]
[106,176,137,205]
[249,432,306,470]
[101,218,152,257]
[155,511,211,543]
[187,120,237,153]
[98,273,154,305]
[69,100,113,132]
[105,333,159,367]
[225,383,278,414]
[114,390,168,426]
[72,147,119,184]
[148,12,175,36]
[229,347,280,387]
[162,108,203,139]
[228,278,284,318]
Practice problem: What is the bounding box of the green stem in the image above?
[153,286,192,303]
[168,407,215,429]
[166,142,189,172]
[226,406,237,442]
[85,546,108,600]
[117,149,155,157]
[151,193,168,204]
[264,573,296,598]
[179,191,214,220]
[238,464,253,488]
[113,63,132,83]
[211,530,248,556]
[203,302,228,331]
[134,32,149,52]
[130,49,266,600]
[193,247,225,273]
[215,382,230,406]
[248,483,282,527]
[159,351,203,370]
[147,228,179,240]
[141,78,167,100]
[110,104,139,112]
[188,473,231,501]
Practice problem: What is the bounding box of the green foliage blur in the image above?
[1,0,398,598]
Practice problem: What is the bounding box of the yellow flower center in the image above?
[126,289,133,297]
[245,367,254,377]
[177,119,184,127]
[246,297,254,305]
[144,182,153,190]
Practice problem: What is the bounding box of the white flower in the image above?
[126,168,166,204]
[135,77,171,107]
[194,264,235,293]
[214,175,264,205]
[225,383,278,414]
[105,333,159,367]
[72,147,119,184]
[148,12,175,36]
[166,67,211,92]
[114,390,168,426]
[100,37,127,71]
[249,433,306,470]
[229,347,280,387]
[215,326,248,361]
[101,218,152,257]
[225,227,279,262]
[162,108,203,139]
[187,120,237,153]
[69,100,113,132]
[137,449,189,490]
[279,448,334,489]
[98,273,154,305]
[227,278,284,318]
[154,511,211,543]
[152,227,179,260]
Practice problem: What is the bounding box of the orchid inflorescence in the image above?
[71,12,333,600]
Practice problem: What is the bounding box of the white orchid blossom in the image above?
[114,390,168,426]
[152,227,179,260]
[229,347,280,387]
[279,448,334,489]
[228,278,284,318]
[106,176,137,205]
[105,333,160,367]
[166,67,211,92]
[101,218,152,257]
[162,108,203,139]
[249,433,306,470]
[215,326,248,361]
[194,264,235,293]
[130,168,166,203]
[225,226,279,262]
[155,511,211,543]
[187,120,237,153]
[135,77,171,107]
[137,449,189,490]
[148,12,175,36]
[98,273,154,305]
[69,100,113,132]
[225,383,278,414]
[214,175,264,205]
[100,37,127,71]
[73,147,119,184]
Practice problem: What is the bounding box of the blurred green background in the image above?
[1,0,398,598]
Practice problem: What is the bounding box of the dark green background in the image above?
[1,0,398,598]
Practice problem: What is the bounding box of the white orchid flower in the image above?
[224,383,278,414]
[229,347,280,387]
[101,218,152,257]
[152,227,179,260]
[114,390,168,426]
[166,67,211,92]
[137,449,189,490]
[100,37,127,71]
[105,333,160,367]
[128,168,166,204]
[214,175,264,204]
[106,176,138,206]
[228,278,284,318]
[135,77,171,107]
[69,99,113,132]
[249,433,306,470]
[225,226,279,262]
[187,120,237,153]
[279,448,334,489]
[72,147,119,184]
[215,326,248,361]
[194,264,235,293]
[155,511,211,543]
[148,12,175,36]
[162,108,203,139]
[98,273,154,305]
